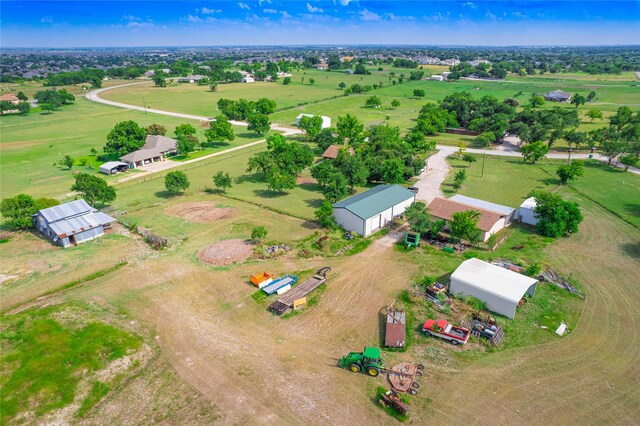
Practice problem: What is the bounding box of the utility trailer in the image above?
[262,275,297,295]
[422,319,470,345]
[268,267,331,315]
[384,300,406,348]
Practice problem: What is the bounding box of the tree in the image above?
[176,135,197,155]
[586,109,603,122]
[354,63,367,75]
[529,190,583,237]
[314,201,334,228]
[152,71,167,87]
[571,93,587,108]
[450,210,481,243]
[381,158,405,184]
[322,172,349,202]
[265,169,297,192]
[145,123,166,135]
[251,226,268,242]
[337,114,364,146]
[71,173,116,205]
[205,115,235,145]
[556,161,584,184]
[336,152,368,191]
[586,91,597,102]
[521,141,548,164]
[298,115,323,140]
[391,99,400,108]
[174,123,197,137]
[311,160,337,188]
[619,154,639,171]
[315,128,338,152]
[16,91,28,101]
[247,113,271,136]
[528,94,545,108]
[104,120,146,156]
[164,171,190,195]
[365,95,382,108]
[404,202,434,235]
[210,83,219,92]
[338,82,346,90]
[610,106,633,131]
[39,103,55,113]
[309,78,315,85]
[255,98,277,115]
[283,77,291,85]
[0,194,37,229]
[452,169,467,190]
[474,132,494,147]
[17,102,31,115]
[462,154,476,167]
[61,155,74,170]
[212,171,233,192]
[413,89,426,98]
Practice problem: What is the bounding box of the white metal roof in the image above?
[99,161,129,172]
[520,197,537,210]
[449,195,515,216]
[451,258,538,304]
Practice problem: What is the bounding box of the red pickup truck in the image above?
[422,319,470,345]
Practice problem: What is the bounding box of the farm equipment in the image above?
[250,272,273,288]
[339,346,384,377]
[384,300,406,348]
[379,390,410,416]
[467,312,504,345]
[387,362,423,395]
[268,267,331,315]
[422,319,470,345]
[404,232,420,248]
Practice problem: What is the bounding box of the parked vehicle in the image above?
[422,319,470,345]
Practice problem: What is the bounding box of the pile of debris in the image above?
[136,226,169,250]
[539,270,585,299]
[491,259,524,273]
[264,244,291,255]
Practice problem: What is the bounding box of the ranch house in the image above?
[120,135,178,169]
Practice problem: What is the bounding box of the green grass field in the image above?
[0,99,262,199]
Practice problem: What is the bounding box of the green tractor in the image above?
[339,346,384,377]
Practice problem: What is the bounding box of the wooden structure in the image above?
[268,267,330,315]
[384,300,406,348]
[387,362,423,395]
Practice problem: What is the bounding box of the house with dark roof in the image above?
[33,199,116,247]
[544,90,572,102]
[427,195,515,242]
[120,135,178,169]
[333,185,416,236]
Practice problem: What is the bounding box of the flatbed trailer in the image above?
[269,267,330,315]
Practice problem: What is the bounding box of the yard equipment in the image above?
[379,390,409,416]
[384,300,406,348]
[262,275,297,295]
[404,232,420,248]
[422,319,470,345]
[339,346,384,377]
[250,272,273,288]
[387,362,423,395]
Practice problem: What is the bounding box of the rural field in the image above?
[1,64,640,425]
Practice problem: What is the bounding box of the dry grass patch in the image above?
[198,239,253,266]
[165,202,235,223]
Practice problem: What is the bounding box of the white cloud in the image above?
[512,11,525,18]
[335,0,352,5]
[40,16,54,24]
[360,9,380,21]
[126,21,154,28]
[122,15,142,22]
[306,3,324,13]
[258,0,272,5]
[263,8,278,14]
[238,2,251,10]
[200,7,221,15]
[384,13,396,21]
[485,10,497,22]
[281,11,293,19]
[184,15,202,23]
[462,2,477,9]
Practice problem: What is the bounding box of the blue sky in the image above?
[1,1,639,47]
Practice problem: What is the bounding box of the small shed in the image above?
[99,161,130,175]
[296,113,331,129]
[517,197,538,226]
[321,145,355,159]
[333,185,416,237]
[449,258,538,319]
[242,76,255,83]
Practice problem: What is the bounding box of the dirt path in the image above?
[413,147,456,204]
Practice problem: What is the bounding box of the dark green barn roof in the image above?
[333,185,415,219]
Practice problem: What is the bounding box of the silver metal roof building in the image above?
[449,195,515,217]
[34,199,116,248]
[99,161,130,175]
[120,135,177,168]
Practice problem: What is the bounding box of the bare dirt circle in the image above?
[165,202,234,223]
[198,239,253,266]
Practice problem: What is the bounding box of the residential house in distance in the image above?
[429,75,444,81]
[143,70,155,77]
[333,185,416,237]
[321,145,355,160]
[0,94,20,105]
[544,90,572,102]
[120,135,178,169]
[296,113,331,129]
[427,195,515,242]
[178,74,205,83]
[33,199,116,248]
[439,58,461,66]
[316,63,329,70]
[469,59,491,67]
[242,76,255,83]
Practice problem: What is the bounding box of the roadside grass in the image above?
[0,99,262,199]
[0,303,142,424]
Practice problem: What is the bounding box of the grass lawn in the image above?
[0,99,262,199]
[0,302,142,424]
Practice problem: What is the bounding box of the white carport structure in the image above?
[449,258,538,319]
[517,197,538,226]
